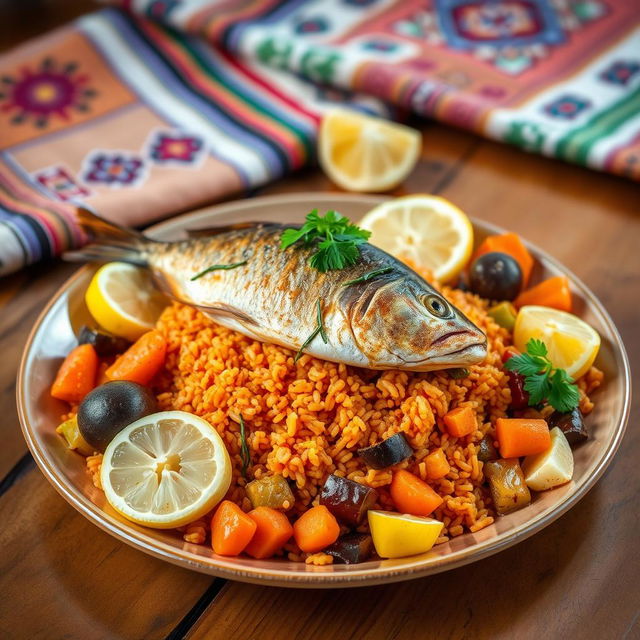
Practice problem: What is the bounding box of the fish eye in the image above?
[423,294,453,319]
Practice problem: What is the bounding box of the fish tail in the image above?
[64,207,148,267]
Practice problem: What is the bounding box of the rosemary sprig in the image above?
[341,266,393,287]
[295,299,327,363]
[239,415,251,479]
[190,260,248,281]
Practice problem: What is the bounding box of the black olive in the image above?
[357,433,413,469]
[548,408,588,446]
[77,381,157,451]
[469,252,522,301]
[78,326,131,357]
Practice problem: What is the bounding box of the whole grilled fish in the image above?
[67,209,487,371]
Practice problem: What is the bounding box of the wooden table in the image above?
[1,4,639,639]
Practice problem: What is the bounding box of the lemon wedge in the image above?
[85,262,167,341]
[368,510,443,559]
[318,109,421,192]
[101,411,232,529]
[514,305,600,379]
[522,427,574,492]
[358,195,474,282]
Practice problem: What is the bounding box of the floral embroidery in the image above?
[599,61,640,86]
[0,58,96,128]
[84,152,145,186]
[34,166,90,201]
[149,132,203,164]
[294,17,330,35]
[544,94,591,119]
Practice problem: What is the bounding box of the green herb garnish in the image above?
[342,266,393,287]
[281,210,371,272]
[191,260,247,281]
[504,338,580,412]
[239,415,251,479]
[295,299,327,363]
[449,367,470,380]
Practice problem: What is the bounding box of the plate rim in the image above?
[17,192,632,587]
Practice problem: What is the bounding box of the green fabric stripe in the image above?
[556,87,640,165]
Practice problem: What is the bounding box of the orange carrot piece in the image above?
[496,418,551,458]
[443,406,477,438]
[244,507,293,559]
[51,344,98,403]
[211,501,257,556]
[390,469,443,517]
[425,448,450,480]
[292,505,340,553]
[105,330,167,386]
[514,276,572,312]
[473,233,534,286]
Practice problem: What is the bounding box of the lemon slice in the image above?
[514,305,600,379]
[85,262,167,341]
[101,411,232,528]
[359,195,474,282]
[368,510,443,559]
[318,109,421,192]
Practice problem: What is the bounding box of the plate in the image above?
[17,193,631,587]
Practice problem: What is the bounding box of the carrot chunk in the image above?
[390,469,443,517]
[473,233,534,286]
[244,507,293,559]
[425,448,450,480]
[51,344,98,403]
[514,276,572,312]
[293,505,340,553]
[105,330,166,386]
[443,406,477,438]
[211,501,257,557]
[496,418,551,458]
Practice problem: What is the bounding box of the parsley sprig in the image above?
[504,338,580,412]
[281,210,371,272]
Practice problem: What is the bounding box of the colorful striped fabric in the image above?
[1,1,639,276]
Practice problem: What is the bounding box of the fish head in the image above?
[344,276,487,371]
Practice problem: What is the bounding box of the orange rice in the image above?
[85,283,603,560]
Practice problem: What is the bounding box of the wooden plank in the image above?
[0,466,214,640]
[186,138,640,639]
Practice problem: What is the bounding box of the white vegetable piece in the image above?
[522,427,574,492]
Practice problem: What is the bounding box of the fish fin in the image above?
[196,302,259,327]
[63,207,148,267]
[186,222,285,238]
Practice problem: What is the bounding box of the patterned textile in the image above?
[1,1,638,275]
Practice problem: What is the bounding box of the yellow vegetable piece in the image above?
[522,427,574,492]
[368,510,443,559]
[514,305,601,379]
[488,301,517,331]
[56,416,94,456]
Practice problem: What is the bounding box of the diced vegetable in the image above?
[246,474,295,510]
[514,276,572,312]
[56,416,94,456]
[51,344,98,404]
[547,408,588,447]
[522,428,574,492]
[357,432,413,469]
[105,330,167,385]
[368,510,443,559]
[488,301,517,330]
[324,533,373,564]
[473,232,534,286]
[244,507,293,559]
[443,406,477,438]
[469,252,522,301]
[390,469,443,517]
[77,380,158,451]
[319,474,378,526]
[477,435,498,463]
[211,500,257,556]
[78,325,131,357]
[501,349,530,409]
[484,459,531,515]
[496,418,551,458]
[449,367,470,380]
[293,505,340,553]
[424,448,450,480]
